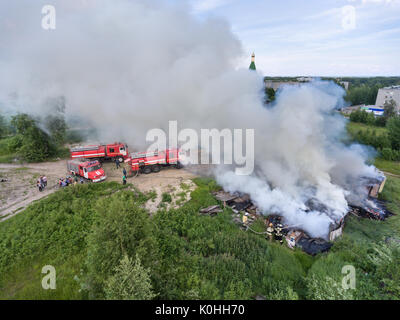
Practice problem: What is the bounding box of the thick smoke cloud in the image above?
[0,0,380,238]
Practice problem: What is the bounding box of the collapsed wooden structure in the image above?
[203,175,391,256]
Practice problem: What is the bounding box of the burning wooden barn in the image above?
[211,172,392,256]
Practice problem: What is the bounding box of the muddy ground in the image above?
[0,160,204,222]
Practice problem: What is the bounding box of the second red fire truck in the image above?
[125,148,185,175]
[67,159,106,182]
[70,142,129,163]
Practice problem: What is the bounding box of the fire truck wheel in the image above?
[152,165,161,173]
[142,166,152,174]
[117,156,124,163]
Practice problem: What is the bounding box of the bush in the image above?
[387,116,400,151]
[104,254,156,300]
[161,192,172,203]
[7,134,23,152]
[306,274,353,300]
[380,148,400,161]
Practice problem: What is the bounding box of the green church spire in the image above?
[249,52,256,70]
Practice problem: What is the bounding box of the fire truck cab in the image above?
[67,160,106,182]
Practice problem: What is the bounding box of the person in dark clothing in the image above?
[123,167,127,177]
[274,223,284,245]
[115,158,120,169]
[39,176,44,190]
[266,223,274,241]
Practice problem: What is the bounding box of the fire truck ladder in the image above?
[70,146,100,152]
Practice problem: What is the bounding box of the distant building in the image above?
[375,86,400,111]
[340,105,362,115]
[249,53,256,71]
[265,77,313,91]
[361,105,384,116]
[265,80,298,90]
[339,81,349,90]
[297,77,313,82]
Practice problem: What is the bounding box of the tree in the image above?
[10,113,36,135]
[387,116,400,151]
[349,109,370,124]
[265,87,276,103]
[345,85,379,106]
[104,254,156,300]
[43,96,68,145]
[85,196,157,297]
[383,99,397,120]
[45,114,67,145]
[10,114,56,162]
[0,114,7,138]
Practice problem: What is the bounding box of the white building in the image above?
[339,81,349,90]
[375,86,400,111]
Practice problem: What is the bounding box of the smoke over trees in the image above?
[9,114,56,162]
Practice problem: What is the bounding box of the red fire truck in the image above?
[125,148,184,175]
[70,142,129,163]
[67,159,106,182]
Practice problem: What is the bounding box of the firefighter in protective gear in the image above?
[275,223,284,245]
[266,223,274,241]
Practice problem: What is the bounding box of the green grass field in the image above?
[347,122,388,137]
[374,158,400,176]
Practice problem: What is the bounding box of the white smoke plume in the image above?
[0,0,380,238]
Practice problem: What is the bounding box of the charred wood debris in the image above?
[198,175,393,256]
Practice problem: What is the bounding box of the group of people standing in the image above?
[58,176,84,188]
[36,176,47,192]
[115,158,127,185]
[37,159,129,191]
[266,221,284,245]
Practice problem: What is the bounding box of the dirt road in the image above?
[0,160,69,221]
[0,160,200,221]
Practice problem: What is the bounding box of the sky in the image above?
[190,0,400,77]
